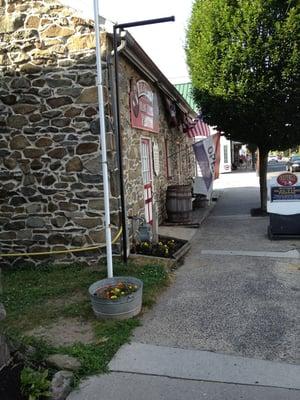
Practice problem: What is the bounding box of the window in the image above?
[223,145,228,164]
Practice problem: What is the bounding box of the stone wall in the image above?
[118,59,195,224]
[0,0,195,267]
[0,0,120,267]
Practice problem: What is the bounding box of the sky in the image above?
[60,0,195,83]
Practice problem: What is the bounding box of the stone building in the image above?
[0,0,196,267]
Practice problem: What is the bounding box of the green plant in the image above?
[187,0,299,211]
[20,367,51,400]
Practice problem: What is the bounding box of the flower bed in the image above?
[132,237,187,258]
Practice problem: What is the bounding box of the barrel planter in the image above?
[166,185,192,223]
[89,276,143,320]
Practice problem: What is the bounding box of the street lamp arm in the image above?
[115,16,175,30]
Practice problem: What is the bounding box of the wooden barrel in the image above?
[166,185,192,223]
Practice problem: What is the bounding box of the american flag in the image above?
[184,114,210,138]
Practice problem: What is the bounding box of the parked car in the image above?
[268,155,278,163]
[286,155,300,172]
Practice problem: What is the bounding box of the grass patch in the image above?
[0,261,169,379]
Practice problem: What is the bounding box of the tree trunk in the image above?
[258,147,269,212]
[251,150,256,170]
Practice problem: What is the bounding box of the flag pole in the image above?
[93,0,113,278]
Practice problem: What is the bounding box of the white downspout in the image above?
[93,0,113,278]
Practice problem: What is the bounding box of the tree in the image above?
[186,0,300,211]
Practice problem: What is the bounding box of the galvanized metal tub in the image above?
[89,276,143,320]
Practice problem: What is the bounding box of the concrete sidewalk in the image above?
[68,373,300,400]
[67,172,300,399]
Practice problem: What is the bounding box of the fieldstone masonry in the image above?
[0,0,194,266]
[0,0,119,266]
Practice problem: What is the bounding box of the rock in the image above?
[48,148,66,159]
[9,196,27,206]
[0,231,16,240]
[46,78,72,88]
[50,370,74,400]
[32,78,46,87]
[59,202,78,212]
[85,107,97,117]
[10,52,30,64]
[50,161,62,171]
[76,142,98,155]
[47,354,81,371]
[0,149,10,157]
[26,216,45,228]
[4,158,17,170]
[52,118,71,128]
[35,137,53,147]
[77,173,102,184]
[25,15,40,29]
[10,135,30,150]
[90,118,100,134]
[47,97,73,108]
[11,77,31,89]
[23,174,35,186]
[75,190,102,199]
[51,216,67,228]
[67,34,95,52]
[0,14,26,34]
[56,88,81,98]
[30,159,43,170]
[20,63,42,74]
[41,24,75,38]
[0,94,17,105]
[88,199,103,210]
[7,115,28,129]
[64,107,82,118]
[83,157,101,174]
[4,221,25,230]
[39,88,52,98]
[12,104,38,114]
[76,87,97,104]
[0,333,10,368]
[66,157,83,172]
[73,218,100,229]
[78,72,95,87]
[42,110,62,119]
[0,303,6,321]
[89,229,105,243]
[42,175,56,186]
[29,114,42,123]
[48,234,69,245]
[21,187,36,196]
[23,148,45,158]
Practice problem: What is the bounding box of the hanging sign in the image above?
[130,79,159,133]
[193,134,218,195]
[152,141,160,176]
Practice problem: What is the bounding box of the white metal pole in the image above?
[93,0,113,278]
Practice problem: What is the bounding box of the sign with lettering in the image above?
[130,79,159,133]
[271,186,300,202]
[152,141,160,176]
[193,135,216,194]
[276,173,298,186]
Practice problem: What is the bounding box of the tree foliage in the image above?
[186,0,300,152]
